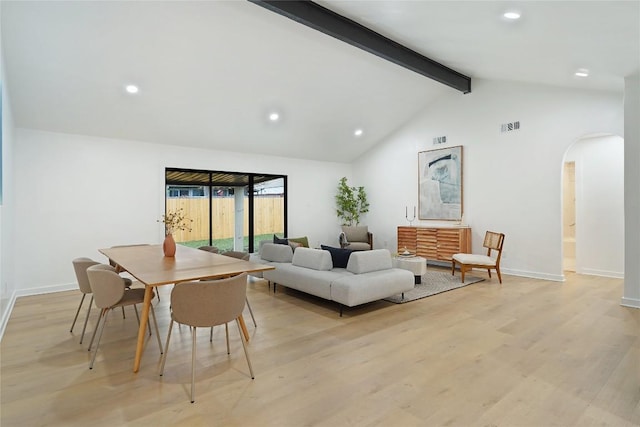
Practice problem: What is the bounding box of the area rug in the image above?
[384,270,484,304]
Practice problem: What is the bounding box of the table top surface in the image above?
[99,244,274,286]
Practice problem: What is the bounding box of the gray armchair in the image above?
[339,225,373,251]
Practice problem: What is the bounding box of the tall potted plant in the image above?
[335,177,369,226]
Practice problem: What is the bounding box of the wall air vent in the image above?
[432,136,447,145]
[501,121,520,133]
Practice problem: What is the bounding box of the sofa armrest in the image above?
[261,242,294,263]
[346,249,392,273]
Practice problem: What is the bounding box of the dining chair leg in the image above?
[79,295,94,344]
[150,305,163,354]
[235,319,254,379]
[89,309,110,369]
[122,306,126,319]
[70,294,86,333]
[225,323,230,354]
[159,320,175,376]
[133,304,140,324]
[191,326,197,403]
[210,327,213,342]
[87,307,106,351]
[245,297,257,327]
[133,305,152,336]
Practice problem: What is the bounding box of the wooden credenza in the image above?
[398,226,471,263]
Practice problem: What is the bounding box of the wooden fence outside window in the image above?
[166,197,284,242]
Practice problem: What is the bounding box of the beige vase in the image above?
[163,233,176,257]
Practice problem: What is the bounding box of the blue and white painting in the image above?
[418,146,463,220]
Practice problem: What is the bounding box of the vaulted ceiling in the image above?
[2,1,638,162]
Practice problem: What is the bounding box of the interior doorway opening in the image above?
[562,161,576,272]
[561,135,624,277]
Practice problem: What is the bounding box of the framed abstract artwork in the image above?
[418,145,463,220]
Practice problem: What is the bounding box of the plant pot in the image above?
[163,233,176,257]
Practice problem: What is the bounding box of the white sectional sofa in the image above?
[251,243,414,316]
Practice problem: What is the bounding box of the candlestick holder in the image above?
[405,206,416,226]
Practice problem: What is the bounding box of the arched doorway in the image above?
[562,134,624,277]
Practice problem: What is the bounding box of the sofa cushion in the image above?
[288,236,310,248]
[321,245,353,268]
[273,234,289,245]
[292,247,333,271]
[345,241,371,251]
[346,249,393,274]
[261,242,294,263]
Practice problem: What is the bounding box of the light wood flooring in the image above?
[1,268,639,426]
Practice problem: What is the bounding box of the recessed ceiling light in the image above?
[125,84,139,94]
[269,112,280,122]
[354,129,363,137]
[575,69,589,77]
[503,11,521,20]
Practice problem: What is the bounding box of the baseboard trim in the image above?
[15,283,76,298]
[621,297,640,309]
[578,268,624,279]
[495,268,565,282]
[430,263,566,282]
[0,291,18,342]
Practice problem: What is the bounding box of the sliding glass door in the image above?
[165,168,287,253]
[253,177,285,250]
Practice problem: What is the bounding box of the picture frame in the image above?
[418,145,463,220]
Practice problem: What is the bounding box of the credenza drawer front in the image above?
[397,226,417,253]
[416,228,437,259]
[397,226,471,262]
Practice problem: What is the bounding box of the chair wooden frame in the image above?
[451,231,505,284]
[339,227,374,251]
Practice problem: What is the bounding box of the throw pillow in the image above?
[288,241,302,252]
[320,245,353,269]
[288,236,310,248]
[273,234,289,245]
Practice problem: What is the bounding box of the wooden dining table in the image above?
[98,244,274,373]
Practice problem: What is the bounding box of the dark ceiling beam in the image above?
[248,0,471,94]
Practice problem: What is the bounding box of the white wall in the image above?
[354,79,623,281]
[13,129,351,294]
[1,24,17,336]
[7,78,633,299]
[565,135,624,277]
[623,71,640,308]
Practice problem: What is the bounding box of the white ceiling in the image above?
[2,1,638,163]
